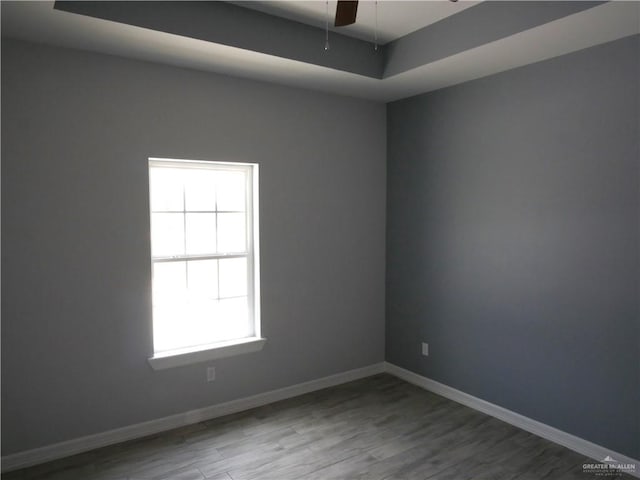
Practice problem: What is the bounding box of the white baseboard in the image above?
[1,362,385,473]
[4,361,637,478]
[384,362,639,479]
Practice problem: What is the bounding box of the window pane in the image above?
[217,170,246,211]
[217,297,251,338]
[217,212,246,253]
[219,257,247,298]
[185,213,216,255]
[152,301,215,352]
[184,168,216,212]
[153,297,250,352]
[187,259,218,300]
[153,262,186,305]
[150,168,183,212]
[151,213,185,257]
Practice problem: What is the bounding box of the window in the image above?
[147,158,263,369]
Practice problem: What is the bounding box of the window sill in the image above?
[148,337,267,370]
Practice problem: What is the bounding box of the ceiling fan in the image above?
[334,0,458,28]
[334,0,358,27]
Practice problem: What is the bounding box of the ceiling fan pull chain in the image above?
[374,0,378,51]
[325,0,330,51]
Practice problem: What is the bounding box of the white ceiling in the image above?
[232,1,478,44]
[2,1,639,102]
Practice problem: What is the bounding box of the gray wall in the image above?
[386,35,639,459]
[1,39,386,455]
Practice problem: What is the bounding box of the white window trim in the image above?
[147,158,264,370]
[148,337,266,370]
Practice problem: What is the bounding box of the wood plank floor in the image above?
[3,374,632,480]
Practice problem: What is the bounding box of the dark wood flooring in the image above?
[3,374,632,479]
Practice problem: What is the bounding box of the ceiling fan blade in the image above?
[335,0,358,27]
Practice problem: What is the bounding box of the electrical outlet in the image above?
[421,342,429,356]
[206,366,216,382]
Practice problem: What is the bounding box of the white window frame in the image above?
[147,158,264,370]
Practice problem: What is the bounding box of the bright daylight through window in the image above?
[148,158,260,358]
